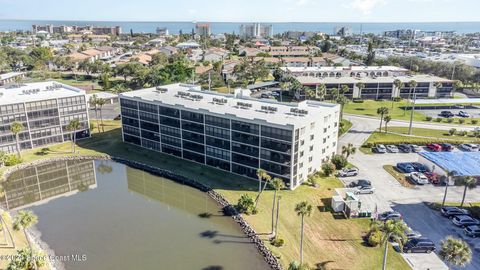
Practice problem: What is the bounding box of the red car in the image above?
[424,172,439,184]
[427,143,442,152]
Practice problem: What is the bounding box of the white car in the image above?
[410,172,429,185]
[386,145,399,153]
[338,167,359,177]
[460,144,479,152]
[354,185,375,194]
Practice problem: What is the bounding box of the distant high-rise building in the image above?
[195,23,211,37]
[333,26,352,37]
[156,27,169,36]
[239,23,273,38]
[32,24,121,35]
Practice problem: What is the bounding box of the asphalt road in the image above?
[89,103,120,120]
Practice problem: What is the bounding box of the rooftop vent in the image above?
[261,105,278,113]
[290,108,308,116]
[237,102,252,109]
[155,87,168,93]
[177,91,190,98]
[191,94,203,100]
[213,98,227,105]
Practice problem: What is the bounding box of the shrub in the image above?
[449,128,457,136]
[236,194,255,215]
[363,142,373,148]
[331,155,348,170]
[271,237,285,247]
[458,130,468,137]
[459,118,465,124]
[353,99,364,103]
[447,118,454,123]
[393,97,402,102]
[4,155,22,166]
[425,116,433,121]
[368,230,383,247]
[321,162,336,176]
[435,118,442,122]
[307,175,318,188]
[472,119,479,125]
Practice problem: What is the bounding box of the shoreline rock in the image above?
[2,155,284,270]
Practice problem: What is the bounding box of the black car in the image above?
[348,179,371,188]
[403,238,436,253]
[411,162,429,173]
[440,143,454,152]
[441,206,470,218]
[440,111,454,118]
[398,144,411,153]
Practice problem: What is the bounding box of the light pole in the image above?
[408,91,417,135]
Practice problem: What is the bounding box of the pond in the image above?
[1,160,269,270]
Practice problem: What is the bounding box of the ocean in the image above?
[0,20,479,35]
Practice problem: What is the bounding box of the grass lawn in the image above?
[339,119,353,136]
[344,100,480,125]
[212,86,231,94]
[0,120,410,270]
[383,165,414,188]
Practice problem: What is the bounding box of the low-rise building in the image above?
[0,72,25,86]
[203,47,229,62]
[119,83,340,189]
[0,81,90,153]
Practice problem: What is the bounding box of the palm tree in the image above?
[459,176,476,207]
[439,236,472,268]
[376,107,389,132]
[270,178,285,236]
[66,119,81,153]
[295,201,313,265]
[340,84,349,97]
[453,81,463,98]
[341,143,356,159]
[356,82,365,98]
[254,169,271,210]
[10,122,24,158]
[379,219,408,270]
[330,87,338,101]
[393,79,404,108]
[384,115,392,133]
[442,170,457,207]
[407,80,418,135]
[316,83,327,101]
[304,88,316,100]
[336,95,349,120]
[13,210,39,270]
[88,94,101,132]
[96,98,107,132]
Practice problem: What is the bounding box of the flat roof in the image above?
[420,152,480,177]
[297,74,452,85]
[86,92,118,100]
[120,83,339,127]
[0,72,24,81]
[281,66,409,73]
[247,81,279,89]
[0,81,85,104]
[412,98,480,104]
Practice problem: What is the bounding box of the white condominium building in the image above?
[119,83,340,189]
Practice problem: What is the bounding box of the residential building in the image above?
[334,26,353,37]
[156,27,169,36]
[33,24,121,35]
[0,81,90,153]
[195,23,211,37]
[159,46,178,57]
[240,23,273,38]
[203,47,229,62]
[0,72,25,86]
[119,83,340,189]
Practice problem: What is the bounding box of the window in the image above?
[300,140,305,146]
[300,151,304,157]
[205,115,230,129]
[232,131,259,146]
[309,145,314,152]
[310,134,314,140]
[159,106,180,118]
[310,122,315,129]
[299,162,303,168]
[138,102,158,113]
[205,126,230,139]
[206,146,230,161]
[308,156,313,162]
[261,126,292,141]
[232,120,259,134]
[181,110,204,123]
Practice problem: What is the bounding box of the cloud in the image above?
[187,8,197,15]
[349,0,387,14]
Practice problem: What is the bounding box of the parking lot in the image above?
[339,148,480,270]
[418,107,480,119]
[88,103,120,120]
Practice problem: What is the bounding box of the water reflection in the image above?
[0,160,97,210]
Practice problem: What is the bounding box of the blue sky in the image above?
[0,0,478,22]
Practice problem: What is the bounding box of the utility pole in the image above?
[408,90,417,135]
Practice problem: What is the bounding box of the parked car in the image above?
[410,172,429,185]
[459,144,479,152]
[403,238,436,253]
[354,185,375,194]
[338,167,359,177]
[410,144,423,153]
[386,145,399,153]
[424,172,439,184]
[440,143,454,152]
[440,111,454,118]
[260,93,270,98]
[459,111,471,118]
[397,163,415,173]
[464,225,480,238]
[405,229,422,239]
[452,215,480,227]
[411,162,429,173]
[427,143,442,152]
[398,144,411,153]
[379,211,402,221]
[373,144,387,153]
[348,179,371,188]
[441,206,470,218]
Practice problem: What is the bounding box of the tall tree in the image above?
[12,210,39,270]
[96,98,107,132]
[270,178,285,236]
[376,107,389,132]
[384,115,392,133]
[10,122,24,158]
[295,201,313,265]
[408,80,418,135]
[66,119,81,153]
[458,176,477,207]
[439,236,472,268]
[356,82,365,97]
[376,219,407,270]
[89,94,101,132]
[316,83,327,101]
[341,143,357,159]
[442,170,457,207]
[336,95,349,121]
[365,41,376,66]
